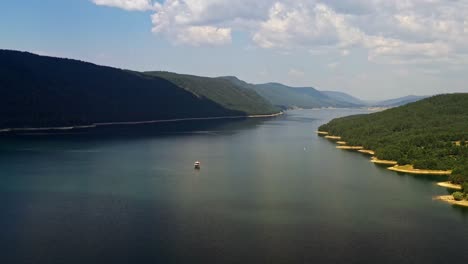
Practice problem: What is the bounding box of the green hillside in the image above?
[251,83,360,109]
[319,94,468,190]
[321,91,366,106]
[145,72,279,115]
[373,95,428,107]
[0,50,265,129]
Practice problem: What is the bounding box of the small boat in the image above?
[194,161,201,169]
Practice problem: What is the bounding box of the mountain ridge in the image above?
[372,95,429,107]
[144,71,279,115]
[321,91,367,106]
[0,50,277,130]
[248,82,361,109]
[0,49,436,131]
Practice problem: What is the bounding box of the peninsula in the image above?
[318,94,468,206]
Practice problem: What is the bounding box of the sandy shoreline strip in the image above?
[388,165,452,175]
[358,149,375,155]
[370,157,398,165]
[336,146,364,150]
[434,195,468,207]
[454,141,468,146]
[316,131,329,135]
[317,134,465,208]
[0,112,283,133]
[325,135,341,140]
[437,182,462,190]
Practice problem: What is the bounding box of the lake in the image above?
[1,109,467,264]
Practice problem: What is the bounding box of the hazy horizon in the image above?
[1,0,468,100]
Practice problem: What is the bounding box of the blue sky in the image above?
[1,0,468,100]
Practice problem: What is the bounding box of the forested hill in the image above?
[321,91,366,106]
[144,72,279,115]
[0,50,277,129]
[250,82,361,109]
[319,94,468,185]
[373,95,428,107]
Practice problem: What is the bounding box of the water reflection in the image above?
[0,117,268,141]
[1,109,468,264]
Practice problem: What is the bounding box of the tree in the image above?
[462,182,468,195]
[449,174,465,185]
[452,192,464,201]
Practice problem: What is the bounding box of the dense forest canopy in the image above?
[371,95,429,107]
[321,91,366,106]
[144,71,279,115]
[319,94,468,190]
[250,82,361,109]
[0,50,279,129]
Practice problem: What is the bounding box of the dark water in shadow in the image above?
[1,109,467,264]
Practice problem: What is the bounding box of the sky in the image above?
[1,0,468,100]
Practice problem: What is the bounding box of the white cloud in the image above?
[252,3,365,50]
[148,0,273,46]
[92,0,155,11]
[169,26,232,46]
[93,0,468,64]
[253,1,468,65]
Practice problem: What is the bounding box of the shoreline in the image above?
[318,131,452,175]
[336,146,364,150]
[437,182,462,190]
[370,157,398,165]
[315,131,329,135]
[388,165,452,175]
[318,130,465,208]
[358,149,375,155]
[434,195,468,207]
[0,112,283,133]
[324,135,341,140]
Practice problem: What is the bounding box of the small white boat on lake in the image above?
[194,161,201,169]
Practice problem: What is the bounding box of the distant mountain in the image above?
[373,95,429,107]
[321,91,366,106]
[0,50,278,129]
[248,82,361,109]
[145,72,278,115]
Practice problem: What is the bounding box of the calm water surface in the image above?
[1,109,467,264]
